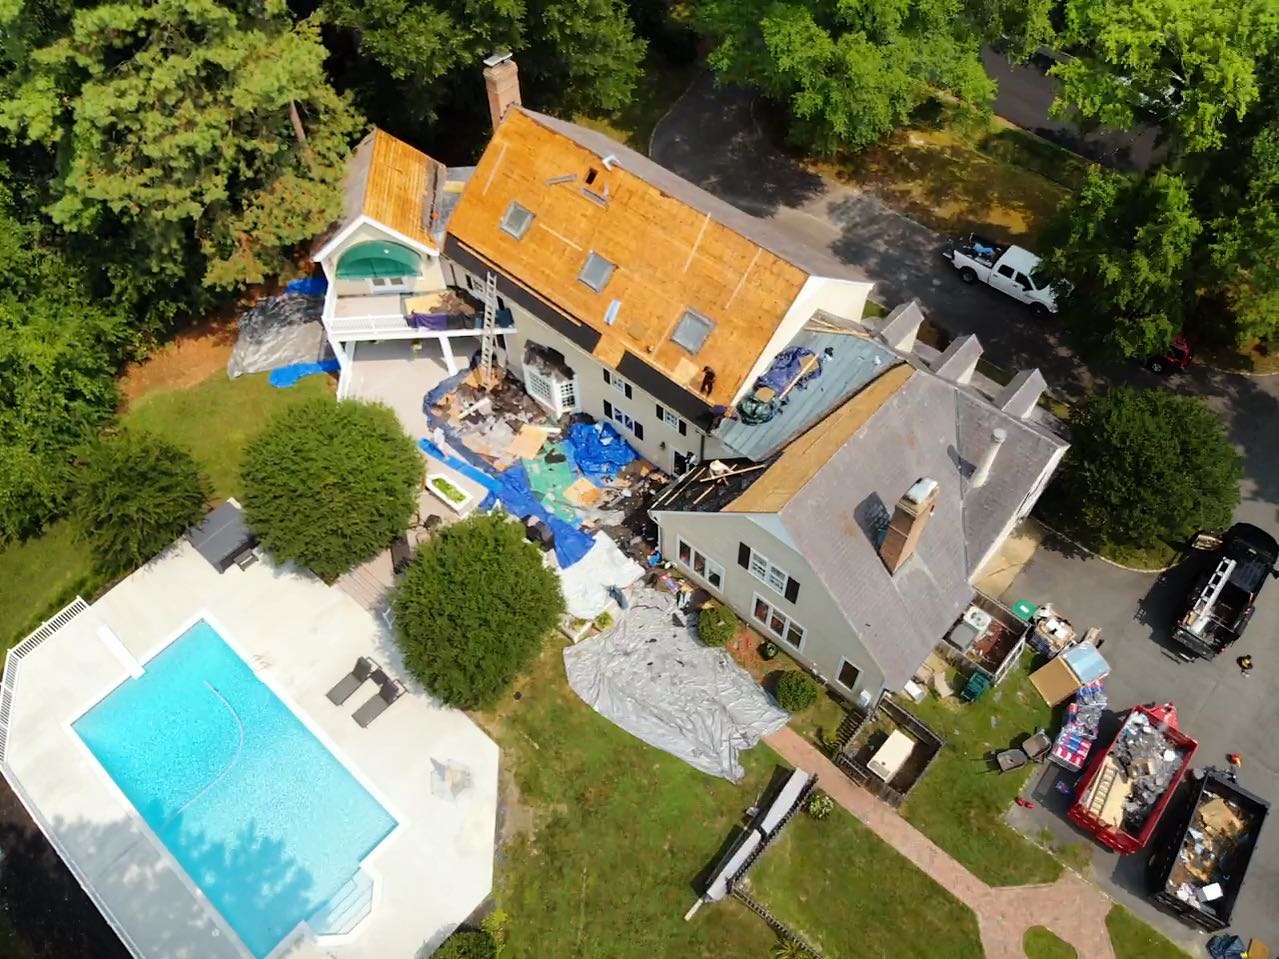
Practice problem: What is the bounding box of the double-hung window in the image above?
[677,537,724,591]
[602,369,632,398]
[602,400,644,441]
[752,594,805,650]
[737,543,801,603]
[655,403,687,435]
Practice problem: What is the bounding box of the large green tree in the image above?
[0,0,363,291]
[323,0,644,134]
[1038,168,1201,357]
[1050,0,1279,156]
[0,186,134,543]
[1040,387,1240,554]
[695,0,1032,154]
[72,431,211,576]
[241,398,422,582]
[392,513,564,709]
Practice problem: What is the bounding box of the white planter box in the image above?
[426,473,474,514]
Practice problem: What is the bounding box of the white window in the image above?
[747,549,790,595]
[602,400,645,441]
[525,366,554,406]
[557,378,577,409]
[752,593,805,650]
[500,201,535,239]
[370,276,408,289]
[578,252,616,292]
[671,308,715,354]
[604,369,631,397]
[677,538,724,591]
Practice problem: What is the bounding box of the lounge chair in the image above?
[326,657,377,706]
[353,673,406,727]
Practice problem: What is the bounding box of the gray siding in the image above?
[651,509,886,705]
[449,260,704,472]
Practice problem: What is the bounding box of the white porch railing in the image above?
[0,596,90,762]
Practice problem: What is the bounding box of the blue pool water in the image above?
[75,620,397,958]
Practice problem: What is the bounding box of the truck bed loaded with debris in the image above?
[1173,523,1279,660]
[1147,769,1269,931]
[1069,703,1198,854]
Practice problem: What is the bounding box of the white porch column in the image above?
[439,335,458,376]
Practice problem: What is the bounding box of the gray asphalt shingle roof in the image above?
[777,371,1066,690]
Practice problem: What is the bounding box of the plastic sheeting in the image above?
[566,422,638,479]
[559,533,644,619]
[563,588,789,781]
[268,358,341,387]
[285,276,328,297]
[757,346,820,394]
[1208,936,1247,959]
[227,294,329,379]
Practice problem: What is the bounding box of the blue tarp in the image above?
[566,422,638,479]
[285,276,328,297]
[416,440,594,569]
[1208,936,1247,959]
[757,346,820,395]
[268,358,341,387]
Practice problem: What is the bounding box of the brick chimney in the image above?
[483,52,522,131]
[879,478,939,574]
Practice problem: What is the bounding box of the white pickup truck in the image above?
[942,234,1058,317]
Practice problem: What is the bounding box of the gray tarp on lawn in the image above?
[227,294,330,378]
[563,587,788,781]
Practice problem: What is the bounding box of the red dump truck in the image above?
[1068,704,1198,854]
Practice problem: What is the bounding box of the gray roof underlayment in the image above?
[714,327,901,461]
[773,366,1066,691]
[523,109,862,281]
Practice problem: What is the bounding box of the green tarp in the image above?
[336,240,422,280]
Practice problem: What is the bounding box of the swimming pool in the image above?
[75,619,397,958]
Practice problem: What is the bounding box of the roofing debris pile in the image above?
[1170,792,1258,911]
[735,346,824,425]
[1091,713,1190,833]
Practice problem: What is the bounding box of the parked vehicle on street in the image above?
[1172,523,1279,660]
[941,233,1058,316]
[1147,768,1269,932]
[1069,703,1198,854]
[1147,333,1196,375]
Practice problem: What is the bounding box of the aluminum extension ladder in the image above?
[478,271,498,389]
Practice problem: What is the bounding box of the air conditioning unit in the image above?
[962,605,992,635]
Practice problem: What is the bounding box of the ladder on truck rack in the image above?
[478,271,499,390]
[1186,557,1236,635]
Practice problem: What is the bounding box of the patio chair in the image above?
[353,672,406,727]
[326,657,377,706]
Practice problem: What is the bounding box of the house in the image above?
[313,56,1068,707]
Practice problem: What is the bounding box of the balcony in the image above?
[326,289,482,339]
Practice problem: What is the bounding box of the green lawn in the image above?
[573,55,695,154]
[1034,502,1178,571]
[1025,926,1078,959]
[746,805,984,959]
[0,370,334,646]
[124,370,334,501]
[831,98,1090,247]
[1106,906,1194,959]
[901,653,1063,886]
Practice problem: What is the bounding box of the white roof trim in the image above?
[313,214,440,265]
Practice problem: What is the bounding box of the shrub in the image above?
[593,610,613,631]
[772,938,809,959]
[760,640,779,660]
[435,929,496,959]
[696,602,738,647]
[775,671,819,712]
[1039,387,1241,553]
[806,791,835,820]
[72,431,210,576]
[241,398,421,581]
[392,513,565,709]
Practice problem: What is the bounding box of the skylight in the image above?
[577,252,615,293]
[671,308,715,354]
[500,201,534,239]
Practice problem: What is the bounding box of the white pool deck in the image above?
[1,541,499,959]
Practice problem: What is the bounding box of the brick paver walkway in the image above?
[766,728,1116,959]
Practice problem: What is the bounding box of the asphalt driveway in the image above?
[653,70,1279,949]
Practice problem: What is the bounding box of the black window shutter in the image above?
[602,369,610,384]
[678,419,687,436]
[738,543,751,569]
[656,402,664,420]
[624,382,633,399]
[785,577,801,603]
[603,399,613,418]
[633,421,644,441]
